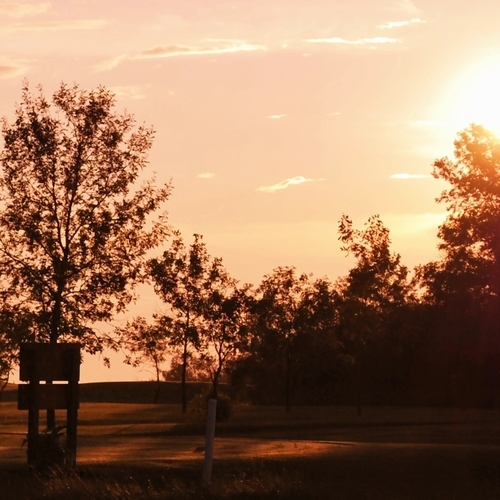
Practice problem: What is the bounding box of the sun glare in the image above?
[447,57,500,135]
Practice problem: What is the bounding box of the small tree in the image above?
[147,233,210,412]
[201,258,250,400]
[0,82,170,427]
[255,266,310,412]
[118,316,171,403]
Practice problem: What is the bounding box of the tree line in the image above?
[0,83,498,420]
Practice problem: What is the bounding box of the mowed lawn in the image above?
[1,400,499,499]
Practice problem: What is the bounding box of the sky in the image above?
[2,0,500,382]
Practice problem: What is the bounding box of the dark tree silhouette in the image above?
[147,233,209,413]
[201,258,251,400]
[417,124,500,406]
[254,266,310,412]
[337,215,409,414]
[117,316,171,403]
[0,82,170,426]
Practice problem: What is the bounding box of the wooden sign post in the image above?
[18,343,80,469]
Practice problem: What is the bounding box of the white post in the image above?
[202,398,217,487]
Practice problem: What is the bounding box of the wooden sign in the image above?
[18,342,81,468]
[19,343,80,382]
[18,384,79,410]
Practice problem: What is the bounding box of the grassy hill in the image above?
[1,381,212,404]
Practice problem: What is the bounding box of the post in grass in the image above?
[202,399,217,486]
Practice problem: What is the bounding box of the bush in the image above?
[23,425,68,473]
[188,388,233,422]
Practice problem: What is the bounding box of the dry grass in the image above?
[1,397,499,499]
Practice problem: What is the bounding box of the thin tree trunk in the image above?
[47,287,64,430]
[355,362,362,416]
[285,342,291,413]
[0,376,9,402]
[153,360,161,404]
[181,337,188,413]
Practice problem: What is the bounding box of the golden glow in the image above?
[448,56,500,135]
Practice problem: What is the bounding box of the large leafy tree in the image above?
[417,124,500,406]
[422,124,500,303]
[337,215,410,413]
[0,82,170,426]
[0,82,170,351]
[147,233,210,413]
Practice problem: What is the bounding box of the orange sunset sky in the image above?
[2,0,500,382]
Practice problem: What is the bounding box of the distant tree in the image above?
[293,276,343,404]
[254,266,310,412]
[0,82,170,426]
[165,353,211,382]
[201,258,251,399]
[117,316,171,403]
[337,215,410,413]
[147,233,210,413]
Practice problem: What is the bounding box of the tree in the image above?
[422,125,500,302]
[292,276,343,404]
[166,353,211,382]
[147,233,210,413]
[117,316,171,403]
[337,215,410,413]
[254,266,310,412]
[417,124,500,406]
[201,258,250,399]
[0,82,170,426]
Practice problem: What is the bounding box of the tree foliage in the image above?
[418,125,498,303]
[201,258,250,399]
[0,82,171,352]
[147,232,210,412]
[253,266,311,411]
[117,316,171,403]
[337,215,410,412]
[415,125,500,405]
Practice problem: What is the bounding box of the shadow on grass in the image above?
[1,443,499,500]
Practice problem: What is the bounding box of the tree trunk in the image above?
[285,343,291,413]
[153,360,161,404]
[355,362,362,416]
[211,363,223,400]
[181,337,188,413]
[47,287,64,430]
[0,376,9,402]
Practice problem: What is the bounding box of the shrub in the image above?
[189,388,233,422]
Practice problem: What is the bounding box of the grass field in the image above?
[1,385,499,499]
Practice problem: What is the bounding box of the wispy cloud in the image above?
[377,18,425,29]
[197,173,215,179]
[306,37,399,46]
[268,114,286,119]
[391,173,428,179]
[95,54,128,72]
[257,176,323,193]
[0,2,50,18]
[109,85,149,100]
[136,40,267,60]
[0,56,28,78]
